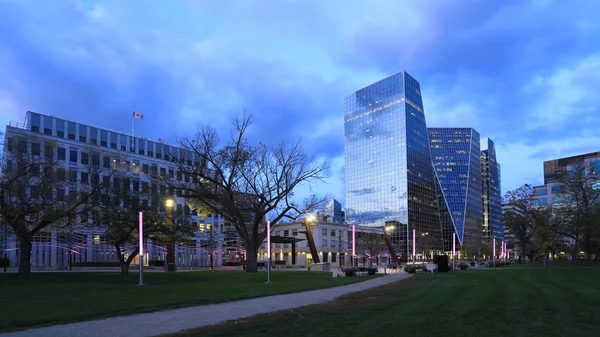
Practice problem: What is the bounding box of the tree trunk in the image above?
[210,252,213,271]
[245,245,258,273]
[121,262,130,276]
[18,235,32,276]
[543,255,548,268]
[520,243,527,263]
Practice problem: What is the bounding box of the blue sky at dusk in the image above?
[1,0,600,207]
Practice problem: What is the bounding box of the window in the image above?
[322,253,328,263]
[331,230,336,236]
[113,159,120,170]
[56,188,65,201]
[142,181,149,193]
[31,143,41,156]
[331,253,337,263]
[168,169,174,179]
[120,145,127,151]
[535,188,547,196]
[45,144,54,160]
[81,152,89,165]
[133,179,140,192]
[103,156,110,169]
[322,239,327,247]
[44,127,52,135]
[57,130,64,138]
[123,160,130,172]
[330,240,336,247]
[57,168,66,181]
[58,147,66,160]
[142,164,149,174]
[322,229,327,236]
[199,223,205,232]
[81,172,89,184]
[133,160,140,174]
[67,122,76,140]
[69,148,78,163]
[292,229,298,236]
[6,138,13,152]
[69,170,78,183]
[160,167,166,176]
[284,230,289,236]
[91,154,100,167]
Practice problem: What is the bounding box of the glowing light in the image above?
[452,232,456,261]
[493,237,496,259]
[139,211,144,256]
[266,221,271,257]
[352,225,356,257]
[412,229,416,257]
[165,199,174,208]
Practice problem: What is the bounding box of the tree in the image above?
[460,245,479,260]
[166,112,329,272]
[530,206,561,268]
[553,163,600,260]
[0,137,106,276]
[94,173,169,276]
[357,233,384,265]
[502,184,536,262]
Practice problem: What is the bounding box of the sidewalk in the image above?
[1,273,411,337]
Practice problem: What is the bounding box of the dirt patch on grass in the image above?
[168,275,423,336]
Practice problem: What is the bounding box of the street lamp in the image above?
[165,198,175,272]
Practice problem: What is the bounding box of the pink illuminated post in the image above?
[352,225,356,267]
[412,228,416,262]
[138,211,144,286]
[267,221,271,284]
[493,237,496,265]
[452,232,456,270]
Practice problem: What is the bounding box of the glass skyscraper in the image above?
[481,139,504,242]
[344,71,443,256]
[429,128,483,247]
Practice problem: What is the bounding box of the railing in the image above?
[8,121,28,130]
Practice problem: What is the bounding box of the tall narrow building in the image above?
[344,71,443,257]
[429,128,483,248]
[481,138,504,242]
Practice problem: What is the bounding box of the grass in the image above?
[0,270,376,331]
[171,268,600,337]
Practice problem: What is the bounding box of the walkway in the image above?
[1,273,411,337]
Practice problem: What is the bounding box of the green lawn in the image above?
[173,268,600,337]
[0,270,375,331]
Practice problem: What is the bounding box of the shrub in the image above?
[404,265,417,274]
[0,258,9,268]
[148,260,165,266]
[72,262,120,267]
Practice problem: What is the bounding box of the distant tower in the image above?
[481,139,503,243]
[429,128,483,248]
[319,199,344,223]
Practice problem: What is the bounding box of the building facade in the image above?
[533,151,600,207]
[1,111,227,268]
[260,221,387,267]
[481,138,504,242]
[344,71,443,256]
[429,128,483,247]
[317,199,345,224]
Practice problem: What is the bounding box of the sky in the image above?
[1,0,600,208]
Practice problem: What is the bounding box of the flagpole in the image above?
[132,105,135,151]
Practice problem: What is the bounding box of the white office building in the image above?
[1,111,227,268]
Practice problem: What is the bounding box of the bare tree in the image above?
[357,233,384,265]
[166,112,329,272]
[502,184,536,262]
[0,137,107,276]
[553,163,600,260]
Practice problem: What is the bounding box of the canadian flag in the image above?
[133,112,144,119]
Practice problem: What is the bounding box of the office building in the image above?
[429,128,483,247]
[481,139,504,242]
[533,151,600,207]
[317,199,345,224]
[344,70,443,256]
[1,111,226,268]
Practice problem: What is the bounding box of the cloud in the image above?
[1,0,600,209]
[524,54,600,131]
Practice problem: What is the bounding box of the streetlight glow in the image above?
[165,199,174,208]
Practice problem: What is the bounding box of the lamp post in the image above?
[266,220,271,284]
[138,211,144,286]
[165,198,175,272]
[352,225,356,267]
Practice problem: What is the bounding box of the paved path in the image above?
[1,273,411,337]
